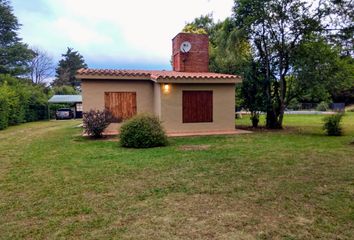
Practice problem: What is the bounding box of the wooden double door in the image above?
[182,90,213,123]
[104,92,137,122]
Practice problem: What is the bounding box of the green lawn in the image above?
[0,114,353,239]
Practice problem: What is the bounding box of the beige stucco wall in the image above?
[81,79,155,132]
[153,83,161,117]
[82,80,236,133]
[160,83,236,132]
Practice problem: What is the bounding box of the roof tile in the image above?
[77,68,240,81]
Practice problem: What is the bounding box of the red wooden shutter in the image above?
[104,92,137,122]
[183,91,213,123]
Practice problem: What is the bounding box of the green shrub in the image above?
[316,101,329,111]
[0,75,49,127]
[120,114,168,148]
[83,109,113,138]
[323,113,344,136]
[0,96,9,130]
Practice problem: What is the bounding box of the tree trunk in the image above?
[266,107,284,129]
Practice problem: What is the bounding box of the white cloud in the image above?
[12,0,234,69]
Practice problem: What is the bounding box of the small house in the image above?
[76,33,241,134]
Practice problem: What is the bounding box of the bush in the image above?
[83,109,113,138]
[316,101,329,111]
[0,75,49,128]
[0,96,9,130]
[120,114,168,148]
[323,113,344,136]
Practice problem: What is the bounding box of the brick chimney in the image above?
[172,33,209,72]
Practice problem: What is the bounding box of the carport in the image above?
[48,95,83,119]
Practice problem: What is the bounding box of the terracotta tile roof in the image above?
[76,68,240,82]
[149,71,238,80]
[76,68,152,77]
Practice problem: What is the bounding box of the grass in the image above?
[0,114,353,239]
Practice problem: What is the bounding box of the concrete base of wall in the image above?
[99,129,252,137]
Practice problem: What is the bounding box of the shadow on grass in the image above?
[72,134,119,142]
[236,125,334,138]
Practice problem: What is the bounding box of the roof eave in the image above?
[76,74,154,81]
[76,74,242,84]
[156,77,242,84]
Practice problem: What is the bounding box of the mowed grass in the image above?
[0,114,353,239]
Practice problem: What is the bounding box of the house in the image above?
[76,33,241,134]
[48,95,83,118]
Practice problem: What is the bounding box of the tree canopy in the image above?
[0,0,33,75]
[52,47,87,87]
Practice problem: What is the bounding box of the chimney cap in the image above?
[172,32,208,41]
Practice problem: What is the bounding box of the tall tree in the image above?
[28,47,54,84]
[53,47,87,87]
[0,0,33,75]
[233,0,325,128]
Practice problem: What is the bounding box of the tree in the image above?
[233,0,326,128]
[0,0,33,75]
[182,14,215,35]
[28,47,54,84]
[291,36,354,104]
[233,0,354,128]
[52,47,87,87]
[209,18,252,75]
[51,85,79,95]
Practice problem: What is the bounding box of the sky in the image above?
[12,0,234,71]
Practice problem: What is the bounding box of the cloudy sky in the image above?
[12,0,234,71]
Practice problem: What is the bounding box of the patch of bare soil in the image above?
[178,145,211,151]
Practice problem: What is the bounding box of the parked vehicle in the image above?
[56,108,74,120]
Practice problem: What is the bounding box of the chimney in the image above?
[172,33,209,72]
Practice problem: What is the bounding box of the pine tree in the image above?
[53,47,87,87]
[0,0,33,75]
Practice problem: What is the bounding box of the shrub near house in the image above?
[83,110,113,138]
[120,114,168,148]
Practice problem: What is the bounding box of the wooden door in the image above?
[183,91,213,123]
[104,92,137,122]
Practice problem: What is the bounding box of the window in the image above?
[182,91,213,123]
[104,92,137,122]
